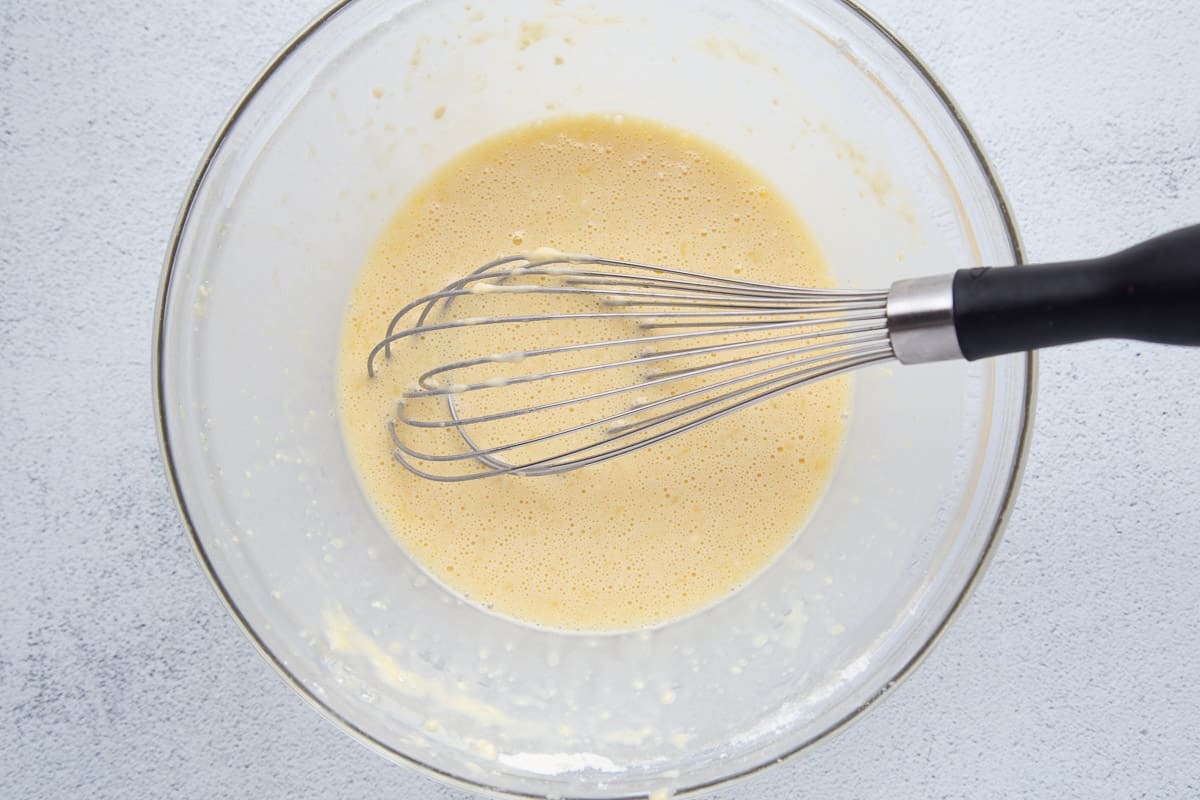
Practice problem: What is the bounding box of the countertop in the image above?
[2,1,1198,797]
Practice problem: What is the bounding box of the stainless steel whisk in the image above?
[368,227,1200,481]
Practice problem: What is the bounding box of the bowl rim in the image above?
[152,0,1036,796]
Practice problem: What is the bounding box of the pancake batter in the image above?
[337,114,848,630]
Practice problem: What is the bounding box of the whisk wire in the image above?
[388,345,891,481]
[396,330,890,445]
[408,315,888,397]
[370,252,898,480]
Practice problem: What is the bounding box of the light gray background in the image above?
[3,1,1198,797]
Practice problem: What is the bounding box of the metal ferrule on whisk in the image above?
[885,274,964,364]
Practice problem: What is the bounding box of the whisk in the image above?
[368,226,1200,481]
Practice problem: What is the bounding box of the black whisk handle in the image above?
[950,225,1200,360]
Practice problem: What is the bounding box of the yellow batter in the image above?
[337,114,848,630]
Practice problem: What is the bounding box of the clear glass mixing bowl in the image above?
[154,0,1034,796]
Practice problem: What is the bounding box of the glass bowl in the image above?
[154,0,1034,797]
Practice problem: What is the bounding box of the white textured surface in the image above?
[2,1,1198,797]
